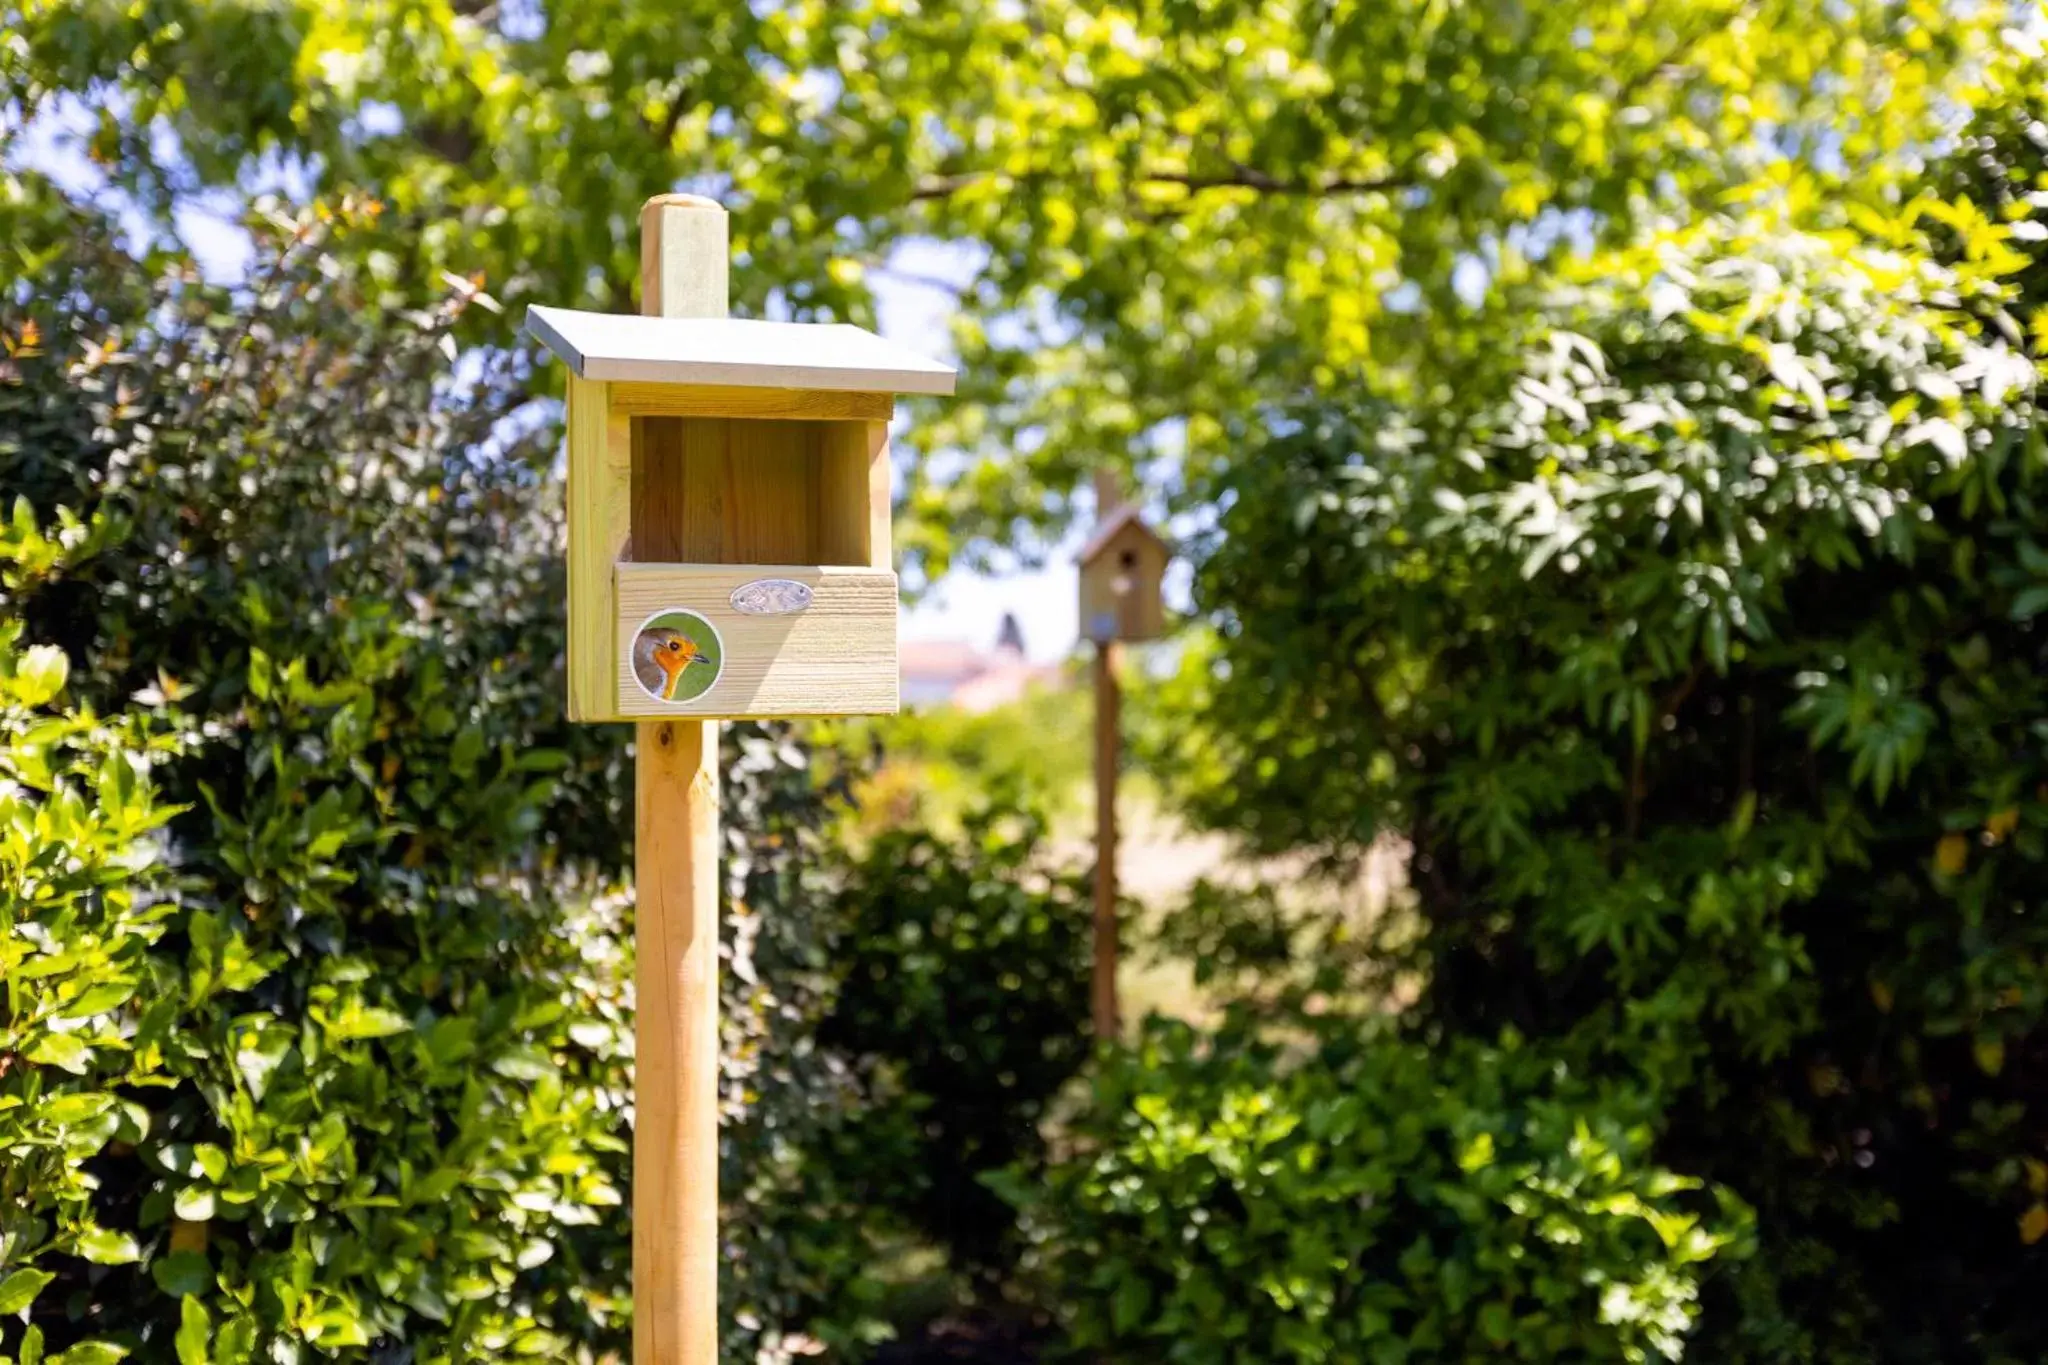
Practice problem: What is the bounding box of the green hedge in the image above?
[0,200,894,1364]
[1008,1020,1748,1365]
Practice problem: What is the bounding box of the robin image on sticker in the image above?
[631,609,725,704]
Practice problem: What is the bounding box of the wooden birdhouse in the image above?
[1077,505,1170,642]
[526,304,954,721]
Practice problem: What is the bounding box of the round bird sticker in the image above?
[630,609,724,705]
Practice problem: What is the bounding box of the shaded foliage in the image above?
[822,801,1091,1283]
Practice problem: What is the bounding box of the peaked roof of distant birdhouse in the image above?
[1077,504,1170,568]
[525,306,956,395]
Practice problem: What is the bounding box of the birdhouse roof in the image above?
[1076,505,1170,567]
[525,306,956,395]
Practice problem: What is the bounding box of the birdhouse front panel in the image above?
[615,564,897,717]
[531,306,952,723]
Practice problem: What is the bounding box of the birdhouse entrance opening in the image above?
[627,414,887,568]
[605,409,896,719]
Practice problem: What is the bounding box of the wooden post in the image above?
[633,194,727,1365]
[1094,468,1123,519]
[1092,639,1121,1041]
[1089,466,1126,1043]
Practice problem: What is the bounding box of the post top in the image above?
[526,305,956,396]
[642,193,724,213]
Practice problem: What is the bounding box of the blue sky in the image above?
[868,241,1081,663]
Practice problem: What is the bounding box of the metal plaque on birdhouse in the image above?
[525,305,954,722]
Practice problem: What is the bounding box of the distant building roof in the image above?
[951,658,1063,713]
[900,640,987,683]
[901,624,1066,712]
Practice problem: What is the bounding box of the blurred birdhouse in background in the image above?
[1077,505,1170,642]
[526,304,954,721]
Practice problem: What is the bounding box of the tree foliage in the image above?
[0,0,2006,573]
[1156,90,2047,1359]
[6,4,2047,1360]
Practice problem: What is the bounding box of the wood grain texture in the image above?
[817,420,890,568]
[633,192,725,1365]
[612,382,893,422]
[639,198,728,321]
[614,564,898,719]
[728,421,818,562]
[634,718,719,1365]
[566,375,628,720]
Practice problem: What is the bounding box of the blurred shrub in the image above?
[835,683,1090,837]
[1008,1019,1748,1365]
[1169,160,2048,1358]
[822,800,1092,1281]
[0,196,889,1364]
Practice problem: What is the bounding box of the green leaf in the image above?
[489,1046,553,1082]
[1458,1132,1496,1172]
[193,1145,228,1183]
[13,643,70,706]
[172,1187,216,1222]
[27,1033,92,1075]
[151,1251,213,1299]
[57,980,136,1021]
[327,1006,411,1041]
[1111,1276,1152,1333]
[2012,585,2048,621]
[0,1268,55,1315]
[49,1343,128,1365]
[232,1030,291,1101]
[175,1295,210,1365]
[38,1092,115,1126]
[1975,1036,2006,1077]
[73,1227,140,1265]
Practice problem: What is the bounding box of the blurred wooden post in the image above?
[1092,637,1122,1041]
[1090,467,1123,1041]
[633,194,727,1365]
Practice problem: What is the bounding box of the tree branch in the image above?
[1624,661,1706,841]
[1615,0,1760,107]
[870,266,972,298]
[1144,168,1410,196]
[910,165,1411,204]
[647,92,691,157]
